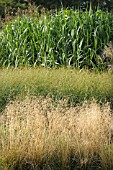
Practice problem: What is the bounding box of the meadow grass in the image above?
[0,68,113,112]
[0,5,113,170]
[0,96,113,170]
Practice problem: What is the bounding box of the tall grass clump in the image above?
[0,8,113,69]
[0,97,113,170]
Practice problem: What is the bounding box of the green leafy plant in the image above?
[0,8,113,70]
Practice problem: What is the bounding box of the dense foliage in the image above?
[0,8,113,69]
[1,0,113,19]
[33,0,113,11]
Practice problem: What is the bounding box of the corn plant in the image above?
[0,8,113,69]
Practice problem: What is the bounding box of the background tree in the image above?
[32,0,113,11]
[1,0,113,20]
[0,0,29,19]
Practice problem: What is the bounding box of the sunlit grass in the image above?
[0,68,113,112]
[0,97,113,170]
[1,8,113,69]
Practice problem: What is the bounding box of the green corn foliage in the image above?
[0,8,113,69]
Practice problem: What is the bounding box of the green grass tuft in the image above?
[0,68,113,112]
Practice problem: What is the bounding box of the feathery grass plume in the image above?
[0,97,113,170]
